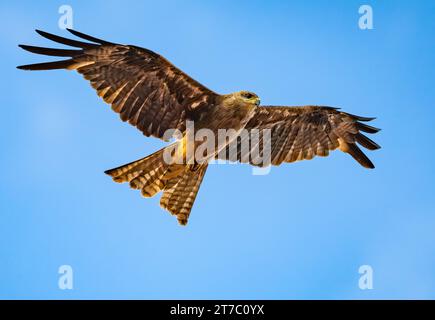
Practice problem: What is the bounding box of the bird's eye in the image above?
[243,92,253,99]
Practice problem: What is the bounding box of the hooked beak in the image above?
[255,98,260,106]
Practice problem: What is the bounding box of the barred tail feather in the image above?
[104,149,163,183]
[160,164,208,226]
[104,147,171,198]
[105,147,206,225]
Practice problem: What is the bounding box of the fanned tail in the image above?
[160,164,208,225]
[105,147,207,225]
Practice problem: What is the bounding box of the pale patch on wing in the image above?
[67,61,95,70]
[106,82,129,104]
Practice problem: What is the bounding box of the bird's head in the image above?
[237,90,260,107]
[224,90,260,108]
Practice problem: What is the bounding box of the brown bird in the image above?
[18,29,381,225]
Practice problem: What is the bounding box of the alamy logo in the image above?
[58,265,74,290]
[58,5,73,30]
[358,5,374,30]
[160,120,273,175]
[358,265,374,290]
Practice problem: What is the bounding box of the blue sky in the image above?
[1,0,434,299]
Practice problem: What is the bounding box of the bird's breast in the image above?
[186,103,256,161]
[196,103,255,132]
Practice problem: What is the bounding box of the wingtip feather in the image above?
[66,28,114,45]
[356,122,381,134]
[33,29,97,49]
[16,59,74,71]
[347,143,375,169]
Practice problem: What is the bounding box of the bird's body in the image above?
[192,92,259,159]
[18,29,381,225]
[199,94,257,133]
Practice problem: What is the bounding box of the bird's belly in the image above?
[188,105,256,162]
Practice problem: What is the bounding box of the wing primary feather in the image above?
[322,106,341,110]
[18,44,82,57]
[355,133,381,150]
[16,59,74,71]
[66,28,115,45]
[346,143,375,169]
[344,112,376,122]
[356,122,381,134]
[35,29,97,49]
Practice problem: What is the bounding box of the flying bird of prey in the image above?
[18,29,381,225]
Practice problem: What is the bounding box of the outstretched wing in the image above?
[17,29,218,139]
[217,106,381,168]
